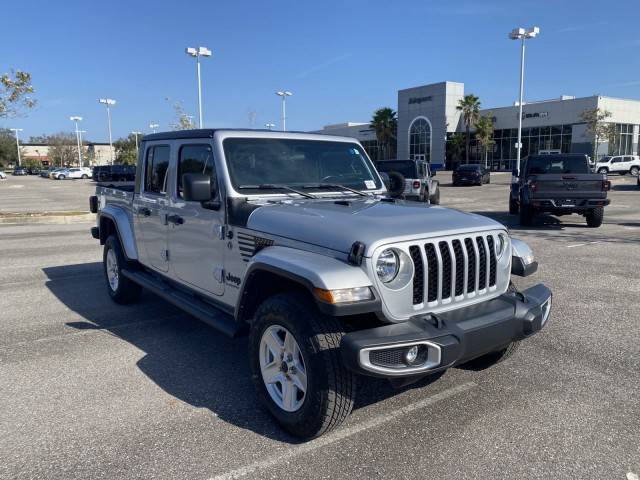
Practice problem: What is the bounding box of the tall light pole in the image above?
[78,130,86,166]
[149,123,159,133]
[275,91,293,131]
[131,131,142,151]
[9,128,23,167]
[185,46,212,128]
[509,26,539,175]
[264,122,275,130]
[70,116,83,167]
[98,98,116,164]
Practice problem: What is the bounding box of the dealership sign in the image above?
[408,96,432,105]
[522,111,549,119]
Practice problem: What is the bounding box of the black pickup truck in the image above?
[510,154,610,227]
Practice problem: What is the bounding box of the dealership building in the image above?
[316,81,640,170]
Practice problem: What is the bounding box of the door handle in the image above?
[137,207,151,217]
[167,214,184,226]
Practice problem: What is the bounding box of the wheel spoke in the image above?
[290,368,306,394]
[264,328,284,354]
[261,361,281,384]
[284,331,296,353]
[282,379,296,410]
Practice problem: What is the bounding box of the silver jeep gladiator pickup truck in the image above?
[90,129,552,439]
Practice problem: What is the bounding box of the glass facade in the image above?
[360,139,381,161]
[608,123,636,155]
[409,118,431,162]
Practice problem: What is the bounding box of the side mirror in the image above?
[379,172,391,190]
[183,173,213,202]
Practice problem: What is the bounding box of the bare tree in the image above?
[580,108,616,161]
[0,70,36,118]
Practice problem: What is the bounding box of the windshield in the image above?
[457,164,481,171]
[376,161,417,178]
[526,156,589,174]
[223,138,382,192]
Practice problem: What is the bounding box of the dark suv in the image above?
[452,164,490,186]
[93,165,136,182]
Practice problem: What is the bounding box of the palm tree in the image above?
[370,107,397,160]
[456,94,481,164]
[474,116,495,168]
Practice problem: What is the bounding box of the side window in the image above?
[177,144,216,198]
[144,145,170,194]
[612,157,622,163]
[624,156,633,162]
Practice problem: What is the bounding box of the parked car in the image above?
[12,166,28,176]
[596,155,640,176]
[90,129,552,439]
[94,164,136,182]
[0,171,7,179]
[375,159,440,204]
[452,164,491,186]
[48,168,63,178]
[27,167,41,175]
[51,168,70,180]
[510,153,610,227]
[40,167,55,178]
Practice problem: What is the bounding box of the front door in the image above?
[135,144,171,272]
[167,143,225,296]
[610,156,624,172]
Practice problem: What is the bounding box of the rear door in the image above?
[135,144,171,272]
[167,143,225,296]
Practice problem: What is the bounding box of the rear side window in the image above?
[177,144,216,198]
[144,145,170,194]
[527,156,588,174]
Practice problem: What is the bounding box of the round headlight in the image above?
[495,233,507,259]
[376,249,399,283]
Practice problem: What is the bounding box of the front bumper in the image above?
[341,283,552,377]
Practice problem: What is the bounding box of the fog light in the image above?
[404,346,419,364]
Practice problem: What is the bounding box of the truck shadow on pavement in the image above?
[43,262,443,443]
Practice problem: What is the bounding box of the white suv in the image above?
[54,167,92,180]
[596,155,640,176]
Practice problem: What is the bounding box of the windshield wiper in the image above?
[237,184,317,199]
[302,183,370,197]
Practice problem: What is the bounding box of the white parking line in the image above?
[567,241,602,248]
[209,382,476,480]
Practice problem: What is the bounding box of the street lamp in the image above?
[131,131,143,151]
[149,123,159,133]
[98,98,116,164]
[185,46,212,128]
[264,123,275,130]
[70,116,83,167]
[78,130,86,166]
[9,128,23,167]
[509,26,540,175]
[275,91,293,131]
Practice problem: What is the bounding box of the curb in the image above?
[0,213,94,225]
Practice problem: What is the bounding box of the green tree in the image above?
[456,94,481,164]
[579,108,615,161]
[113,134,138,165]
[47,132,77,167]
[474,116,495,168]
[0,128,22,166]
[1,70,36,118]
[169,101,196,130]
[370,107,397,160]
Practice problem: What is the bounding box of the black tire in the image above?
[630,166,639,176]
[81,174,88,179]
[585,207,604,228]
[597,167,608,174]
[387,171,406,198]
[58,174,65,180]
[103,235,142,304]
[509,196,519,215]
[486,176,491,184]
[519,203,534,226]
[249,292,356,439]
[459,282,521,370]
[429,186,440,205]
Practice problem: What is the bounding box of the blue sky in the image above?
[2,0,639,142]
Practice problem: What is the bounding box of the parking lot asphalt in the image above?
[0,175,95,213]
[0,173,639,479]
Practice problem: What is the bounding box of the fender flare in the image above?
[235,246,379,320]
[99,205,139,260]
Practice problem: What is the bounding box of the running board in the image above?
[121,269,242,338]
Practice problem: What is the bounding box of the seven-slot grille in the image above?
[410,234,499,305]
